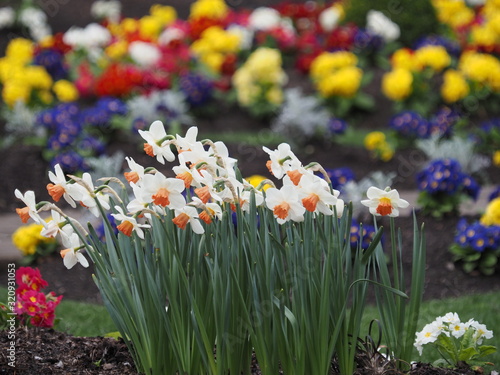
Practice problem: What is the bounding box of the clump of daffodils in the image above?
[232,47,287,117]
[14,122,350,269]
[415,312,496,370]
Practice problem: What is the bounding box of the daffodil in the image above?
[111,206,150,239]
[361,186,409,217]
[265,184,305,224]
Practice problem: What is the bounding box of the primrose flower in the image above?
[138,120,175,164]
[265,185,305,224]
[414,321,442,355]
[470,321,494,345]
[111,206,150,239]
[361,186,409,217]
[15,189,42,224]
[172,206,204,234]
[59,232,89,269]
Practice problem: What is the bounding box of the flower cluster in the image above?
[416,158,480,218]
[364,131,395,161]
[389,107,459,141]
[415,312,496,369]
[0,0,51,42]
[14,267,63,328]
[35,97,127,173]
[12,222,57,264]
[349,220,377,250]
[232,47,287,117]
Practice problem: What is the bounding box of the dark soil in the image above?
[0,1,499,374]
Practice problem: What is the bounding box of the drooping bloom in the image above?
[263,143,300,179]
[172,206,205,234]
[59,232,89,269]
[361,186,409,217]
[14,189,42,224]
[123,157,145,185]
[46,163,78,207]
[111,206,150,239]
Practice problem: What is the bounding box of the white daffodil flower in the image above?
[138,120,175,164]
[360,186,409,217]
[111,206,150,239]
[265,185,305,224]
[14,189,42,224]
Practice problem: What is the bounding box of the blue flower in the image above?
[324,167,355,190]
[51,151,89,174]
[353,28,384,52]
[416,158,472,195]
[33,49,68,81]
[488,186,500,202]
[413,35,461,57]
[327,118,348,135]
[428,107,459,137]
[350,220,377,250]
[389,111,427,138]
[78,135,106,155]
[179,73,213,106]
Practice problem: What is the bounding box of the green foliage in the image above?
[449,244,499,276]
[343,0,440,46]
[417,191,467,219]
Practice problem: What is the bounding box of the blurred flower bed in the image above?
[1,0,500,273]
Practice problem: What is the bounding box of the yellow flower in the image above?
[53,80,79,102]
[266,86,284,105]
[310,51,358,81]
[246,175,272,191]
[380,145,394,162]
[364,131,386,151]
[459,51,500,90]
[189,0,228,20]
[391,48,417,71]
[150,4,177,26]
[139,15,163,40]
[382,68,413,101]
[25,66,53,90]
[121,18,139,35]
[414,45,451,72]
[5,38,34,65]
[191,26,241,72]
[38,90,54,105]
[245,47,285,84]
[471,24,498,49]
[441,69,469,103]
[480,197,500,226]
[493,150,500,167]
[12,223,53,256]
[2,81,31,107]
[105,40,129,60]
[201,51,225,73]
[317,66,362,98]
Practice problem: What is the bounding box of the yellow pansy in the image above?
[150,4,177,26]
[382,68,413,101]
[139,15,163,40]
[480,197,500,226]
[53,80,79,102]
[2,81,31,107]
[5,38,34,65]
[105,40,129,60]
[441,69,469,103]
[246,175,272,191]
[310,51,358,81]
[364,131,386,151]
[414,45,451,72]
[189,0,228,20]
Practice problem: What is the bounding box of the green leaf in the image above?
[478,345,497,358]
[458,347,478,362]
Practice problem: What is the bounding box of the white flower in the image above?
[0,7,15,29]
[129,41,161,67]
[138,120,176,164]
[297,173,338,215]
[14,189,42,224]
[40,210,69,238]
[469,321,494,345]
[111,206,150,239]
[141,171,186,209]
[59,232,89,269]
[450,322,468,339]
[123,157,145,185]
[441,312,461,325]
[263,143,301,179]
[248,7,282,31]
[175,126,198,151]
[68,173,110,217]
[172,206,205,234]
[91,0,121,23]
[158,24,187,45]
[319,6,341,32]
[47,164,78,207]
[226,24,253,50]
[360,186,409,217]
[414,321,442,355]
[63,23,111,49]
[265,185,305,224]
[18,7,51,41]
[366,10,400,43]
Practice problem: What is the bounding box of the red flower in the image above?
[95,63,143,97]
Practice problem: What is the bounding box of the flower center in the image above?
[273,202,290,220]
[152,188,170,206]
[286,170,302,186]
[124,171,140,184]
[302,194,320,212]
[376,197,393,216]
[194,186,211,204]
[117,221,134,237]
[172,213,190,230]
[46,183,65,202]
